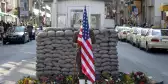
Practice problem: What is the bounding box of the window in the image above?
[70,9,83,27]
[14,26,25,32]
[152,30,161,36]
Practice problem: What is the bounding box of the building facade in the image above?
[0,0,18,22]
[124,0,168,27]
[50,0,105,28]
[32,0,51,27]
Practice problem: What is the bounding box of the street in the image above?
[0,41,36,65]
[118,41,168,82]
[0,41,168,82]
[0,41,36,81]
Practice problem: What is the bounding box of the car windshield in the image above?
[152,30,161,36]
[14,26,25,32]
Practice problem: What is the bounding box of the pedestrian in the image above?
[27,24,33,40]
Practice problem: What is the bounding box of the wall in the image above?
[154,0,168,26]
[36,28,118,79]
[51,0,105,28]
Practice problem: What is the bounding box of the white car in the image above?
[139,28,150,49]
[140,28,168,51]
[126,28,134,42]
[115,26,124,33]
[118,30,130,41]
[129,27,140,45]
[132,27,143,47]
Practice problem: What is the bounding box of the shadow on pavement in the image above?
[1,58,36,84]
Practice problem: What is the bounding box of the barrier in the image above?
[36,28,118,79]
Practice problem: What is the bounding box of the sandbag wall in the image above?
[36,28,118,78]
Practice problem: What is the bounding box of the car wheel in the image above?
[22,36,26,44]
[132,41,135,46]
[146,43,151,52]
[137,41,140,48]
[139,42,143,50]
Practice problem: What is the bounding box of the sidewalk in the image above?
[0,58,36,84]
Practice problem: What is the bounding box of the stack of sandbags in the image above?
[36,28,118,78]
[36,28,77,77]
[93,29,118,76]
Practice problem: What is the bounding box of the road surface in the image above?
[118,41,168,82]
[0,41,36,77]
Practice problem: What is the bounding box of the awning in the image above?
[160,5,168,11]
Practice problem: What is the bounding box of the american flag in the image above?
[78,6,95,83]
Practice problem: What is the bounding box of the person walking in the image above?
[27,24,33,40]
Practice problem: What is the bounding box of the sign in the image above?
[20,0,29,16]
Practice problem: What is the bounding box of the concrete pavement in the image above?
[0,58,36,84]
[0,41,36,84]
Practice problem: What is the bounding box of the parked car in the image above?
[126,27,134,42]
[140,28,168,51]
[115,26,124,33]
[3,26,29,44]
[132,27,143,47]
[139,28,150,49]
[129,27,140,45]
[118,29,130,41]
